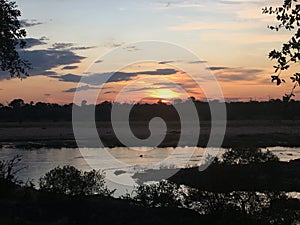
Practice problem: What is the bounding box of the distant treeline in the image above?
[0,98,300,122]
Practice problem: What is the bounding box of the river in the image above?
[1,146,300,196]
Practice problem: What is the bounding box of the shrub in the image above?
[221,147,279,165]
[133,180,185,208]
[39,165,114,196]
[0,155,24,184]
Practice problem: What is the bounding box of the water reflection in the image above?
[0,146,300,196]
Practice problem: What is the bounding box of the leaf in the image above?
[277,79,282,86]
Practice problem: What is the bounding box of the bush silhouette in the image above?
[133,180,300,225]
[39,165,114,196]
[221,147,279,165]
[134,180,184,208]
[0,155,24,184]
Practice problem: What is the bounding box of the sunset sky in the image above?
[0,0,297,104]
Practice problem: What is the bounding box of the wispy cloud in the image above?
[148,1,205,10]
[123,45,140,52]
[188,60,208,64]
[49,43,95,51]
[21,38,47,49]
[158,60,179,65]
[62,66,79,70]
[95,60,104,64]
[64,85,99,93]
[209,66,267,83]
[20,19,43,28]
[207,67,230,71]
[52,74,82,83]
[53,68,179,85]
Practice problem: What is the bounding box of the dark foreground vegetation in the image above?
[135,148,300,192]
[1,148,300,225]
[1,98,300,122]
[0,179,203,225]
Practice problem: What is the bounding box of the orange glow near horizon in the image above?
[150,89,180,100]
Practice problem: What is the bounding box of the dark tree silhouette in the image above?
[263,0,300,101]
[221,147,279,165]
[39,165,115,196]
[0,0,29,77]
[133,180,184,208]
[8,98,24,109]
[0,155,24,183]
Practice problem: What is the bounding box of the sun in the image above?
[151,89,179,101]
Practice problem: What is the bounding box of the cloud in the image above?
[41,71,57,75]
[95,60,103,64]
[123,45,140,52]
[207,67,230,71]
[20,50,85,76]
[0,37,86,79]
[209,66,266,82]
[123,81,199,94]
[158,60,208,65]
[124,87,157,93]
[20,19,43,28]
[54,69,179,85]
[110,43,123,48]
[150,1,204,9]
[40,36,49,41]
[84,69,178,85]
[50,43,95,51]
[52,74,82,83]
[50,43,74,50]
[62,66,79,70]
[153,82,177,86]
[70,46,96,51]
[16,38,47,50]
[0,47,85,79]
[22,38,47,49]
[158,60,179,65]
[139,69,178,75]
[103,41,124,49]
[189,60,208,64]
[153,81,199,89]
[63,85,99,93]
[104,91,117,95]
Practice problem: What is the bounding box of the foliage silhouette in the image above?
[0,155,24,184]
[133,180,184,208]
[8,98,24,109]
[1,99,300,123]
[0,0,30,77]
[0,157,299,224]
[221,147,279,165]
[263,0,300,101]
[187,189,284,215]
[132,180,300,225]
[39,165,115,196]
